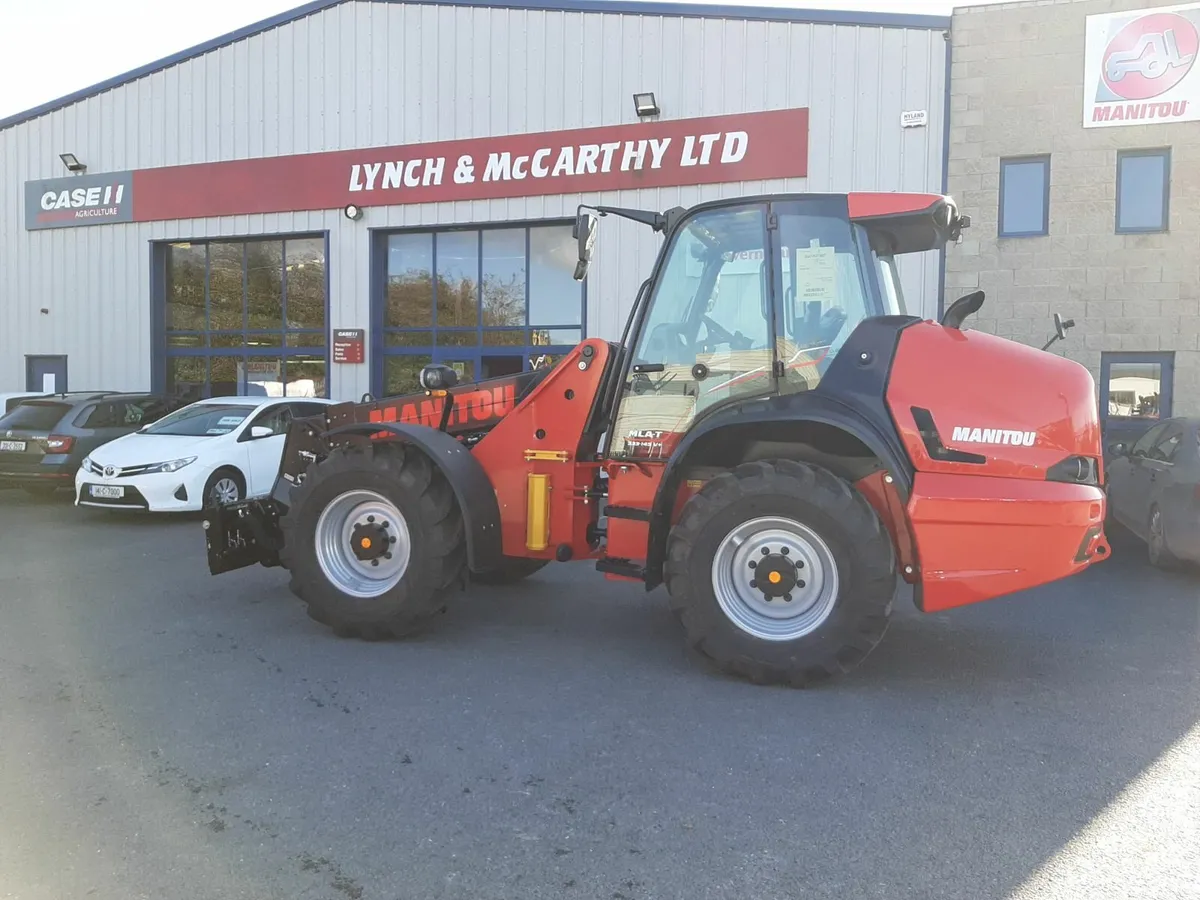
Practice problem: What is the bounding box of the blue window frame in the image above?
[154,233,330,400]
[373,221,587,397]
[1100,351,1174,425]
[1116,149,1170,234]
[998,155,1050,238]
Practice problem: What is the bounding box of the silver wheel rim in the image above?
[314,489,412,598]
[711,515,840,642]
[211,477,240,506]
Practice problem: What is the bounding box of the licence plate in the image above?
[89,485,124,499]
[0,440,26,452]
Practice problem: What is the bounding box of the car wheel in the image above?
[203,468,245,508]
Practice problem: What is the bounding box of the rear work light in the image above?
[45,435,74,453]
[1046,455,1099,486]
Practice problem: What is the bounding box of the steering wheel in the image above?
[701,316,754,352]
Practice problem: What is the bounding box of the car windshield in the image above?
[140,403,253,436]
[0,402,70,431]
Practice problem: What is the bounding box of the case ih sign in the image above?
[1084,2,1200,127]
[23,108,808,230]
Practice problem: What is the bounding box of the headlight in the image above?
[81,457,91,471]
[146,456,197,474]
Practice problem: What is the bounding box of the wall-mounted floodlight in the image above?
[633,92,660,118]
[60,153,86,173]
[344,204,364,221]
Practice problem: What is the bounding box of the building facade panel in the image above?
[2,0,949,402]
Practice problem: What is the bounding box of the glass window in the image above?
[166,243,206,331]
[386,233,434,328]
[776,199,874,392]
[1106,361,1164,419]
[1130,421,1169,457]
[0,402,69,431]
[436,231,479,328]
[610,204,773,458]
[482,229,526,327]
[79,398,170,429]
[145,403,254,436]
[246,241,283,331]
[208,242,245,331]
[385,355,433,396]
[248,404,293,436]
[999,156,1050,237]
[1149,427,1182,462]
[284,238,326,331]
[878,257,905,315]
[529,225,582,326]
[285,357,327,398]
[162,235,328,400]
[1117,150,1170,234]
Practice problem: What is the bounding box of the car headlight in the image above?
[81,457,91,471]
[146,456,197,474]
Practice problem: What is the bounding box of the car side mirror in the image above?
[572,210,598,281]
[250,426,274,439]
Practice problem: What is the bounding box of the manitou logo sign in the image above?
[1085,3,1200,127]
[951,426,1037,448]
[25,171,135,230]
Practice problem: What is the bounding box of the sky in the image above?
[0,0,1007,120]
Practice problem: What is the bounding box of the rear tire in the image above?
[280,442,466,640]
[664,460,895,688]
[472,557,549,586]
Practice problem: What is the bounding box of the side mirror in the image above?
[572,211,598,281]
[250,426,274,439]
[940,290,985,330]
[1054,312,1075,341]
[1108,441,1127,457]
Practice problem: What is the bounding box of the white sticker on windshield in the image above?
[217,416,243,426]
[794,239,837,303]
[206,428,232,435]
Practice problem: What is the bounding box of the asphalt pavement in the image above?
[0,490,1196,900]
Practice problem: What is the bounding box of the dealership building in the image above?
[0,0,951,402]
[945,0,1200,439]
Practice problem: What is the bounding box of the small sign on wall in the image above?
[333,329,366,364]
[901,110,928,128]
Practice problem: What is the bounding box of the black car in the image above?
[0,392,181,496]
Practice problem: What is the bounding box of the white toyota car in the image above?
[75,395,335,512]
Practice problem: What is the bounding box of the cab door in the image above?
[241,404,294,496]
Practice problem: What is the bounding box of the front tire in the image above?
[664,460,895,687]
[280,442,466,640]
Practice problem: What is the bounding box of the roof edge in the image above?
[0,0,952,133]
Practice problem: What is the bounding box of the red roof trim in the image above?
[847,192,945,220]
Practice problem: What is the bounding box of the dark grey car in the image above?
[0,392,180,496]
[1105,416,1200,568]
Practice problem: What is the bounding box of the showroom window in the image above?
[377,222,585,395]
[998,155,1050,238]
[159,235,328,399]
[1116,149,1170,234]
[1100,351,1174,424]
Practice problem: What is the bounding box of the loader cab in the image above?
[598,193,952,460]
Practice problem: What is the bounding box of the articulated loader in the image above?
[204,191,1109,686]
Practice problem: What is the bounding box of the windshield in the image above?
[141,403,252,436]
[0,402,70,431]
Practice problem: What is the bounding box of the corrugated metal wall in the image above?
[0,0,948,399]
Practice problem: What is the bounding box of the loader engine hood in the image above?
[885,322,1102,485]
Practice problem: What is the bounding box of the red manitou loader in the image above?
[204,192,1109,686]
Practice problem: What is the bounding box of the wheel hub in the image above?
[750,552,803,600]
[350,520,394,563]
